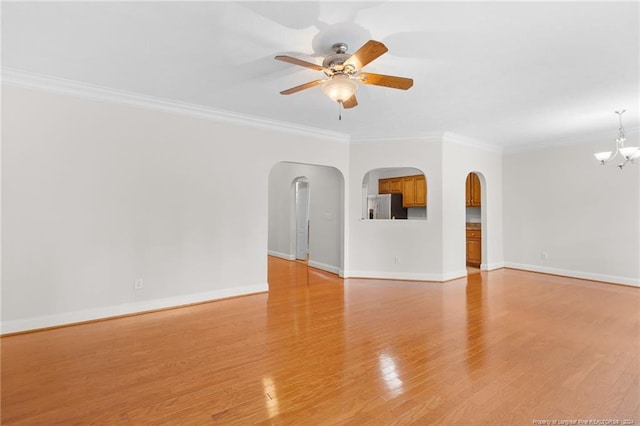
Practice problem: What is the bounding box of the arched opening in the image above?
[361,167,427,220]
[267,162,345,280]
[465,171,485,274]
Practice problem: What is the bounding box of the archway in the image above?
[465,171,485,274]
[267,162,345,278]
[361,167,427,220]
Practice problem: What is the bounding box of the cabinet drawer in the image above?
[466,229,481,239]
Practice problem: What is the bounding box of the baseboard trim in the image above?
[482,262,505,271]
[267,250,295,261]
[0,283,268,335]
[503,262,640,287]
[443,270,469,281]
[308,260,340,275]
[345,270,448,282]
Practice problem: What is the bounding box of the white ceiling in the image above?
[2,1,639,149]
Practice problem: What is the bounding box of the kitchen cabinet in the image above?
[379,179,391,194]
[466,173,481,207]
[379,174,426,207]
[466,228,481,267]
[390,178,403,194]
[402,174,426,207]
[378,177,402,194]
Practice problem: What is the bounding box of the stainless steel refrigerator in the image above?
[367,194,408,219]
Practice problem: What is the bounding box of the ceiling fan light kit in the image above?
[322,74,357,103]
[276,40,413,119]
[594,110,640,169]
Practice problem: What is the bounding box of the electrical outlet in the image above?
[134,278,144,289]
[394,256,400,264]
[541,251,548,260]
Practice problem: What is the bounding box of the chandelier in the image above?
[594,110,640,169]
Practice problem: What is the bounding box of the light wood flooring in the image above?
[1,257,639,424]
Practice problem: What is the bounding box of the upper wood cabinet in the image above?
[379,174,427,207]
[465,173,481,207]
[390,178,403,194]
[379,177,403,194]
[379,179,391,194]
[402,174,427,207]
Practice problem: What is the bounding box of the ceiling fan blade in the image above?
[342,94,358,109]
[275,55,324,71]
[357,72,413,90]
[344,40,388,70]
[279,79,324,95]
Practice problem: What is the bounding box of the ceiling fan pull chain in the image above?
[338,101,342,120]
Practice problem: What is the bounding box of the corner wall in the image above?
[441,135,504,277]
[347,138,446,280]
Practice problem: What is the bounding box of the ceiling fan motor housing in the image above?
[322,42,355,76]
[323,53,352,72]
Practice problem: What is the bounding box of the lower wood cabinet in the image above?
[466,229,481,267]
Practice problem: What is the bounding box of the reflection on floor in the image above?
[1,256,638,424]
[467,266,481,274]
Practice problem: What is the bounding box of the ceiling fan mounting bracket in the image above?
[331,42,348,54]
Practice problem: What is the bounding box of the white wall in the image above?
[268,162,344,274]
[1,85,349,332]
[6,81,635,335]
[347,138,445,280]
[503,140,640,286]
[441,136,504,277]
[348,136,504,281]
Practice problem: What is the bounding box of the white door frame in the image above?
[294,179,310,261]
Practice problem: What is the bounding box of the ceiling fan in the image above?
[275,40,413,115]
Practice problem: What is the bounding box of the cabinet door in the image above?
[390,178,403,193]
[466,238,481,266]
[465,174,472,207]
[402,176,416,207]
[415,175,426,206]
[471,173,481,207]
[379,179,391,194]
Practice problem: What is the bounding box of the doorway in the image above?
[295,180,310,261]
[465,172,483,274]
[267,162,344,277]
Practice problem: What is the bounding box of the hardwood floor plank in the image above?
[2,257,638,424]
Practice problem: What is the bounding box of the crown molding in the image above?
[349,132,444,145]
[1,68,350,144]
[503,127,640,155]
[442,132,503,154]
